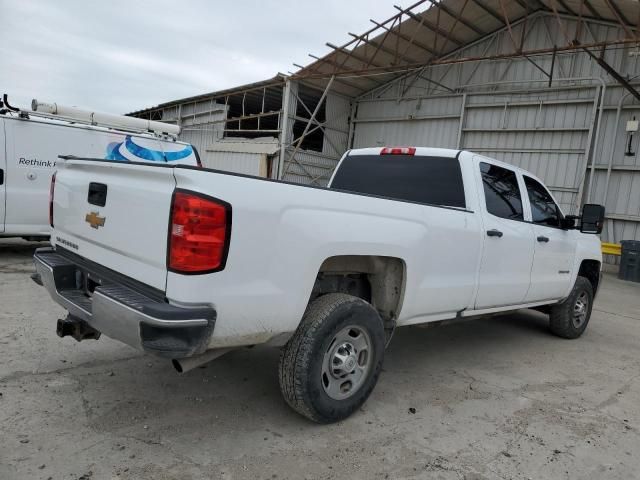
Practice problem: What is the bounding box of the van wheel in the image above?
[549,276,594,339]
[278,293,385,423]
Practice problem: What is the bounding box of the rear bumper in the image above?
[34,248,216,358]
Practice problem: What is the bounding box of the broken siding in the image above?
[281,85,351,186]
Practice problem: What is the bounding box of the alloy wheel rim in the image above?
[321,326,372,400]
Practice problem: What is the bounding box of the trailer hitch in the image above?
[56,315,101,342]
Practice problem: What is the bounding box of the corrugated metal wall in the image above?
[351,12,640,260]
[158,100,227,157]
[587,90,640,264]
[354,94,463,149]
[201,151,265,176]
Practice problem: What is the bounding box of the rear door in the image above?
[6,118,60,235]
[474,158,535,309]
[329,150,482,318]
[522,175,577,302]
[0,119,5,232]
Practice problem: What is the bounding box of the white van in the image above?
[0,96,200,239]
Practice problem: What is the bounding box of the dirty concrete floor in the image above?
[1,239,639,480]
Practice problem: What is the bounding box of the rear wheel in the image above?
[549,276,594,339]
[278,293,385,423]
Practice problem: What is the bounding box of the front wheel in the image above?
[278,293,385,423]
[549,276,594,339]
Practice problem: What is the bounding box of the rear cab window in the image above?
[329,153,466,209]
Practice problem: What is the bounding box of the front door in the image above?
[474,159,535,309]
[522,175,577,302]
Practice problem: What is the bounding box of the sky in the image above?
[0,0,399,114]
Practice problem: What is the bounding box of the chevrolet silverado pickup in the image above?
[33,146,605,423]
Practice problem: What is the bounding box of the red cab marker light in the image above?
[380,147,416,156]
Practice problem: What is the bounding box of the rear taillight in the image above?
[168,190,231,273]
[49,172,56,227]
[380,146,416,155]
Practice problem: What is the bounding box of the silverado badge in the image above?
[85,211,106,229]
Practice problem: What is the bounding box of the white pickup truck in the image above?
[34,146,605,423]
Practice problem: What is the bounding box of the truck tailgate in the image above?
[52,159,175,291]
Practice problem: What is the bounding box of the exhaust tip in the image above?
[171,349,232,374]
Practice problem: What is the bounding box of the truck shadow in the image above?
[76,308,554,434]
[0,240,47,273]
[0,239,48,256]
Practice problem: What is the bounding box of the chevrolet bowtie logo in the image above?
[85,211,106,229]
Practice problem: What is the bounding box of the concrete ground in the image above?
[1,239,639,480]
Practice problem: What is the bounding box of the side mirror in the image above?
[580,204,605,234]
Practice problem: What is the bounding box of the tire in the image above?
[278,293,385,423]
[549,276,594,339]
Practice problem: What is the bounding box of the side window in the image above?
[524,176,562,227]
[479,162,524,221]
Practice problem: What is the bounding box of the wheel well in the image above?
[578,260,601,293]
[310,255,406,329]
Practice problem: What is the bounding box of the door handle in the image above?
[487,229,503,238]
[537,236,550,243]
[0,168,4,185]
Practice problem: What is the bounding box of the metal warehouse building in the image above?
[130,0,640,263]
